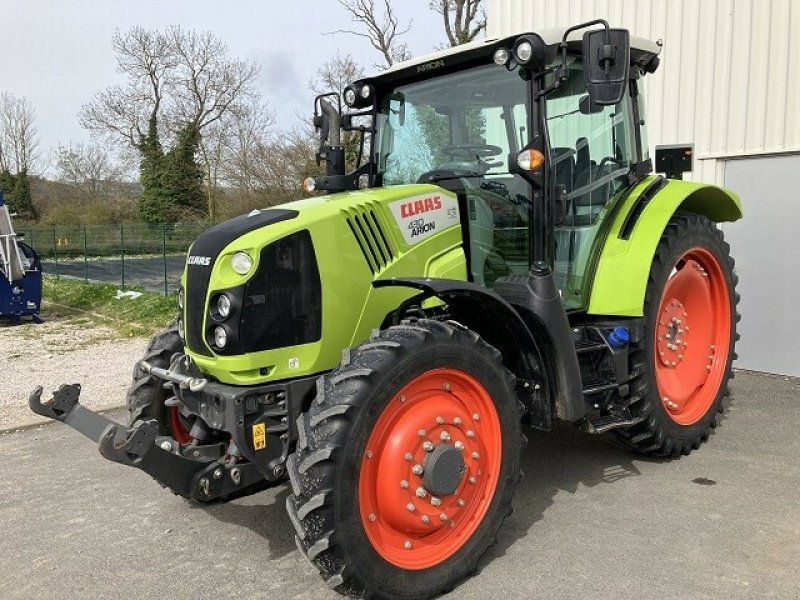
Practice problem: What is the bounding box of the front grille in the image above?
[238,230,322,353]
[183,208,298,356]
[344,208,394,273]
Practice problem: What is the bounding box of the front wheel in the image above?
[287,319,524,599]
[616,213,739,456]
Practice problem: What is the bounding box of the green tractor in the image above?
[31,21,741,600]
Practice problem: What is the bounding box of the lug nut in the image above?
[421,515,430,524]
[443,383,451,391]
[439,513,449,522]
[404,540,413,549]
[213,468,223,480]
[366,450,373,459]
[466,430,475,438]
[400,480,409,489]
[440,431,451,442]
[435,416,445,425]
[472,451,480,459]
[418,429,427,438]
[423,441,434,452]
[453,417,462,426]
[431,497,442,507]
[469,476,476,485]
[472,413,480,421]
[368,513,377,522]
[404,452,413,461]
[455,441,465,451]
[406,503,416,512]
[412,464,423,475]
[416,487,427,498]
[457,499,466,507]
[160,441,172,451]
[398,394,406,402]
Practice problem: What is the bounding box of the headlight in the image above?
[231,251,253,275]
[493,48,510,66]
[359,84,372,100]
[302,177,317,193]
[213,326,227,348]
[343,87,357,106]
[177,318,185,340]
[217,294,231,319]
[177,288,184,310]
[515,40,533,64]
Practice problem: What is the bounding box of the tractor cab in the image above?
[312,23,661,312]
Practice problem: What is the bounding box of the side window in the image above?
[546,59,637,309]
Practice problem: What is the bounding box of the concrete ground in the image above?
[1,371,798,600]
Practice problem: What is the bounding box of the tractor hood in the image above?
[180,184,467,385]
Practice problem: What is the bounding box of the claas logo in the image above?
[400,196,442,219]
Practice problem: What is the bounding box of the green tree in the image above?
[11,169,36,220]
[163,124,205,218]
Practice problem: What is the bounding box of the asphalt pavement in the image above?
[41,255,186,294]
[1,371,798,600]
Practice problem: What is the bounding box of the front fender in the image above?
[588,177,743,316]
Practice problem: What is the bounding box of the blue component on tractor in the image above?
[0,191,43,323]
[608,326,630,349]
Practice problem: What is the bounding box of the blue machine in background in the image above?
[0,191,42,323]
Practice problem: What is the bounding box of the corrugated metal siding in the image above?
[487,0,800,185]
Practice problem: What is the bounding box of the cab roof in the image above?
[365,27,661,88]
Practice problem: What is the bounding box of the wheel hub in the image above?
[657,300,689,368]
[423,444,466,497]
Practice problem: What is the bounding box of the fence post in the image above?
[52,227,59,278]
[83,225,89,283]
[162,223,168,297]
[120,224,125,289]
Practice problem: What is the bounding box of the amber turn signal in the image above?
[517,149,545,171]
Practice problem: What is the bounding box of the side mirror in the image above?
[582,28,630,105]
[578,94,604,115]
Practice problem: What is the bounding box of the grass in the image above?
[43,276,176,338]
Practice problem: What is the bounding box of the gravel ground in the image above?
[0,318,147,430]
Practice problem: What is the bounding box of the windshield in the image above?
[374,65,531,186]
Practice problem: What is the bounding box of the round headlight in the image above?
[359,84,372,100]
[493,48,510,66]
[214,326,227,348]
[231,251,253,275]
[515,40,533,64]
[302,177,317,193]
[177,318,185,340]
[217,294,231,319]
[343,87,357,106]
[177,288,184,310]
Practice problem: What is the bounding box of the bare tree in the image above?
[55,143,130,198]
[429,0,486,47]
[0,92,40,174]
[331,0,411,68]
[311,51,365,96]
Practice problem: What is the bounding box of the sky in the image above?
[1,0,445,161]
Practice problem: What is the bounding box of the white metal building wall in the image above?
[487,0,800,185]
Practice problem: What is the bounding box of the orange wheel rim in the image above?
[654,247,731,425]
[358,368,502,569]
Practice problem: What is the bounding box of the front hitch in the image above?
[28,384,265,501]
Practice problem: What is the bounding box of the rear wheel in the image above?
[616,213,739,456]
[287,319,524,599]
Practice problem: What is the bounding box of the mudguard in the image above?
[588,176,743,316]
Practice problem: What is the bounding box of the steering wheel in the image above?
[443,144,503,160]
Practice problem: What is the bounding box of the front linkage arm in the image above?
[28,384,264,501]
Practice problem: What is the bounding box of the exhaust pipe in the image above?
[319,98,345,177]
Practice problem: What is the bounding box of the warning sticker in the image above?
[389,191,460,246]
[252,422,266,451]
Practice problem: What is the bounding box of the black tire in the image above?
[126,321,182,431]
[615,213,739,457]
[286,319,524,599]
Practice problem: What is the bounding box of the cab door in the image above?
[545,59,638,309]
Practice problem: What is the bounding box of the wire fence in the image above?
[19,223,210,296]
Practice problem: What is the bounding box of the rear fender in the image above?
[588,178,742,316]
